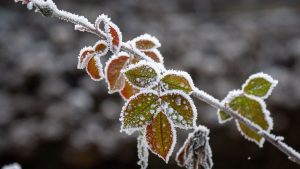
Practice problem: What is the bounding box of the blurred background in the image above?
[1,0,300,168]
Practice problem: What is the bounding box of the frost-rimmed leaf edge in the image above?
[225,90,274,147]
[161,90,198,129]
[120,90,159,135]
[144,111,177,163]
[160,70,195,94]
[123,60,161,89]
[242,72,278,99]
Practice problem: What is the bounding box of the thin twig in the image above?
[24,0,300,165]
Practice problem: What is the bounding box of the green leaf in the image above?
[124,61,159,89]
[121,91,159,131]
[242,73,278,99]
[161,70,194,94]
[161,91,197,129]
[227,93,272,146]
[146,111,176,163]
[217,110,232,123]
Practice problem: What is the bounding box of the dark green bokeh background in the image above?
[0,0,300,169]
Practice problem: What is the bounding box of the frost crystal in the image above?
[137,132,149,169]
[2,163,21,169]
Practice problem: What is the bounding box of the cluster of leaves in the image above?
[217,73,278,147]
[76,14,200,167]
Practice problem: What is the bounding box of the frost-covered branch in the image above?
[15,0,300,167]
[192,88,300,165]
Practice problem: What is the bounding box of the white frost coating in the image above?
[216,90,242,124]
[160,69,195,94]
[122,60,161,90]
[144,113,177,163]
[74,24,88,32]
[27,1,33,10]
[2,163,21,169]
[93,40,109,56]
[129,45,166,72]
[137,132,149,169]
[104,52,130,94]
[104,21,122,54]
[225,90,274,147]
[144,49,164,65]
[77,46,94,69]
[94,14,110,34]
[242,72,278,99]
[131,33,161,50]
[86,56,104,81]
[120,90,159,134]
[161,90,197,129]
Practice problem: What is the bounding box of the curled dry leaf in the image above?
[94,40,109,55]
[105,21,122,54]
[176,126,213,169]
[77,46,95,69]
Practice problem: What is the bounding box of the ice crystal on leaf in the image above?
[131,34,161,51]
[124,61,160,89]
[120,91,159,132]
[93,40,109,55]
[242,72,278,99]
[161,70,195,94]
[105,21,122,54]
[145,111,176,163]
[1,163,21,169]
[161,90,197,129]
[77,46,94,69]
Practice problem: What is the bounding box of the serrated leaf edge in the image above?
[242,72,278,99]
[120,90,159,134]
[131,33,161,50]
[86,56,104,81]
[160,70,195,95]
[144,112,177,163]
[123,60,161,89]
[161,90,197,129]
[225,90,274,147]
[104,21,122,54]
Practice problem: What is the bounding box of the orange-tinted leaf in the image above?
[146,111,176,163]
[77,47,95,69]
[120,80,140,100]
[94,40,109,55]
[105,22,122,54]
[143,49,163,63]
[105,52,130,93]
[86,56,104,81]
[132,34,161,50]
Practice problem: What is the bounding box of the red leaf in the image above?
[143,49,163,63]
[77,47,95,69]
[105,52,130,93]
[86,56,104,81]
[120,80,140,100]
[93,40,108,56]
[105,22,122,54]
[146,111,176,163]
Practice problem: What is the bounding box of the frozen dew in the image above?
[175,96,181,106]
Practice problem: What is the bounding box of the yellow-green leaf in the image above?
[242,73,278,99]
[161,91,197,129]
[146,111,175,163]
[228,94,272,146]
[121,91,159,131]
[217,110,232,123]
[124,61,159,89]
[161,70,194,94]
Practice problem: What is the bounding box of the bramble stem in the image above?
[22,0,300,165]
